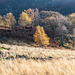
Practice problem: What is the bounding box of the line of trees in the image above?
[0,8,40,27]
[0,8,74,30]
[0,8,74,48]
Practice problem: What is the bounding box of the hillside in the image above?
[0,1,75,75]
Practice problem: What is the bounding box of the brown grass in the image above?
[0,43,75,59]
[0,41,75,75]
[0,59,75,75]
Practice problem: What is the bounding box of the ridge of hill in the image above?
[0,0,75,17]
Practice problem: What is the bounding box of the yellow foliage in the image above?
[3,12,16,26]
[50,16,55,20]
[24,8,34,21]
[1,22,4,26]
[0,20,4,26]
[18,12,31,27]
[0,16,4,26]
[34,25,50,46]
[69,13,75,17]
[68,13,75,27]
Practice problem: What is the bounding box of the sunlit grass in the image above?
[0,41,75,75]
[0,59,75,75]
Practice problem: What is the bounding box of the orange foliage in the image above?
[34,25,50,46]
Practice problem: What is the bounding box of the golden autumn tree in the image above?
[24,8,34,24]
[18,12,32,28]
[3,12,16,27]
[34,25,50,46]
[0,15,4,26]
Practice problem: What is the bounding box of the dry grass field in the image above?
[0,59,75,75]
[0,42,75,59]
[0,39,75,75]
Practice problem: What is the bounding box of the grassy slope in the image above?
[0,39,75,75]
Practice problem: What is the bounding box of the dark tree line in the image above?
[0,8,74,48]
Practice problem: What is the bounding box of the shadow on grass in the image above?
[0,37,34,47]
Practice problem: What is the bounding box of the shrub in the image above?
[0,15,4,26]
[33,25,50,46]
